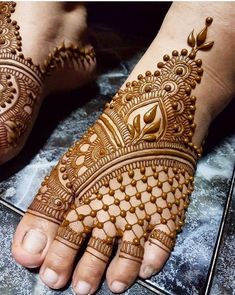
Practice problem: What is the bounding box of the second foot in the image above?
[0,2,96,164]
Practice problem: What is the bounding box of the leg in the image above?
[0,1,96,164]
[12,2,235,294]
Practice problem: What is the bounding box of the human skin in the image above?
[12,2,235,295]
[0,1,96,165]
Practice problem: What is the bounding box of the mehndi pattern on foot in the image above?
[0,1,95,156]
[27,17,214,263]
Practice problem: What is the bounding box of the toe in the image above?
[139,242,169,279]
[40,212,90,289]
[13,153,75,267]
[106,237,144,293]
[12,213,59,268]
[139,227,172,279]
[72,234,113,294]
[72,252,106,295]
[40,239,78,289]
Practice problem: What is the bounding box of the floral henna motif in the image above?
[0,1,95,153]
[28,18,214,261]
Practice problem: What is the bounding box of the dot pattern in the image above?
[56,163,193,260]
[27,17,214,264]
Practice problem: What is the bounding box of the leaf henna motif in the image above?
[127,123,135,138]
[142,118,161,136]
[142,134,156,142]
[143,105,157,124]
[187,30,196,48]
[133,114,141,134]
[198,41,214,51]
[196,26,207,46]
[129,104,161,144]
[187,17,214,54]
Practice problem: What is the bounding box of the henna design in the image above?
[54,164,193,257]
[119,241,144,263]
[87,236,113,257]
[40,41,95,76]
[149,229,175,252]
[27,163,74,224]
[28,18,214,261]
[0,2,43,148]
[55,226,85,250]
[85,236,114,263]
[0,2,95,153]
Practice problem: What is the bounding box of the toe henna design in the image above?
[0,1,95,153]
[28,18,214,262]
[86,236,114,263]
[149,229,175,253]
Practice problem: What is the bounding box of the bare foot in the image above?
[0,1,96,164]
[12,2,235,294]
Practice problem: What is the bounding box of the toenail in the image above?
[43,268,58,285]
[143,265,156,277]
[74,281,91,294]
[111,281,127,293]
[22,229,47,254]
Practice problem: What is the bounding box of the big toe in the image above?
[12,213,59,268]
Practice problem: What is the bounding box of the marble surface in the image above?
[210,173,235,295]
[0,3,235,295]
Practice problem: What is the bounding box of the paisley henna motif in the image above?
[28,18,214,259]
[0,1,95,154]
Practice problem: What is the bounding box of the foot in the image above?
[12,3,235,294]
[0,1,96,164]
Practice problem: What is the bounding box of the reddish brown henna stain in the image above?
[84,236,114,263]
[0,1,42,148]
[28,18,214,261]
[149,229,174,252]
[0,1,95,154]
[40,41,95,76]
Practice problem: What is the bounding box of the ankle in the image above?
[13,2,89,65]
[122,12,234,148]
